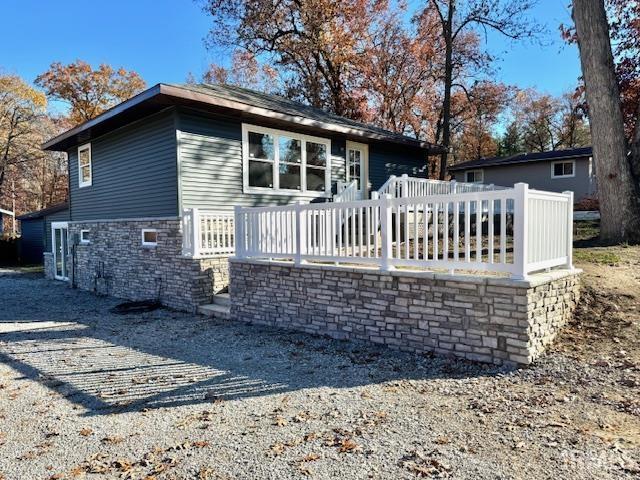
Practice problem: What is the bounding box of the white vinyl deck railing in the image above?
[378,174,505,199]
[334,180,361,202]
[233,183,573,279]
[182,209,235,257]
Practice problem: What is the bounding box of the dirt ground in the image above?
[0,222,639,479]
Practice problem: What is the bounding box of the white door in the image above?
[51,222,69,281]
[346,141,369,199]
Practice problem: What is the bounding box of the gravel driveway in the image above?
[0,271,638,479]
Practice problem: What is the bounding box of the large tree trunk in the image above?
[573,0,640,243]
[438,1,455,180]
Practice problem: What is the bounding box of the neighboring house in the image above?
[16,203,69,266]
[42,83,444,311]
[449,147,596,202]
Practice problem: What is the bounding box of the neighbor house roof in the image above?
[43,83,445,153]
[16,202,69,221]
[448,146,592,171]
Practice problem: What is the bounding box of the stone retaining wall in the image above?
[230,259,581,365]
[43,252,55,280]
[63,219,229,312]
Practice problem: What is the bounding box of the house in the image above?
[448,147,596,202]
[42,83,445,311]
[16,203,69,266]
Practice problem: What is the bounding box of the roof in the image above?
[16,202,69,221]
[448,147,593,171]
[43,83,445,153]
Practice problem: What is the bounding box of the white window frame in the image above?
[465,169,484,183]
[78,143,92,188]
[242,123,332,197]
[551,160,575,179]
[141,229,158,247]
[79,229,90,244]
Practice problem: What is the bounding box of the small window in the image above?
[80,230,90,244]
[465,170,483,183]
[78,143,92,188]
[552,160,575,178]
[141,229,158,247]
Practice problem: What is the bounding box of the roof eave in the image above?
[43,83,444,153]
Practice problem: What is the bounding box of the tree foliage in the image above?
[0,74,67,220]
[35,60,146,125]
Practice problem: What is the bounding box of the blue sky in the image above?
[0,0,581,113]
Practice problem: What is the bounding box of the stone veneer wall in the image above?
[65,219,229,312]
[43,252,55,280]
[230,259,581,365]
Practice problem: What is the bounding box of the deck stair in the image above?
[198,293,231,320]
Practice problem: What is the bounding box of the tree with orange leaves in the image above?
[35,60,146,126]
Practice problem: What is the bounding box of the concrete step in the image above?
[198,302,231,320]
[212,293,230,307]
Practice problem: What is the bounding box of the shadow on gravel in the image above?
[0,276,513,416]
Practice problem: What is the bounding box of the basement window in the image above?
[80,230,90,244]
[141,229,158,247]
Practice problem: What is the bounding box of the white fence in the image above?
[378,174,504,199]
[233,183,573,279]
[334,180,360,202]
[182,209,235,257]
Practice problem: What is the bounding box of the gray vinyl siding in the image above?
[19,218,45,264]
[44,208,70,253]
[368,143,428,190]
[177,111,347,211]
[451,157,595,201]
[68,110,178,221]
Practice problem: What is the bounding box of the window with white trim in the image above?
[80,230,90,244]
[465,169,483,183]
[141,229,158,247]
[243,124,331,195]
[551,160,575,178]
[78,143,92,188]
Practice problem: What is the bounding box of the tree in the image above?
[498,122,523,156]
[202,0,385,119]
[420,0,541,178]
[0,74,67,218]
[199,51,280,93]
[453,81,513,161]
[572,0,640,243]
[35,60,146,125]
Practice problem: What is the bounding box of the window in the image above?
[347,148,362,189]
[78,143,92,188]
[141,229,158,247]
[242,124,331,195]
[465,169,483,183]
[552,160,575,178]
[80,230,90,244]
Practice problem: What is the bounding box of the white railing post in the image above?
[234,206,245,258]
[181,208,193,256]
[564,190,574,270]
[513,183,529,279]
[295,201,304,266]
[401,174,409,198]
[380,194,393,271]
[450,180,457,194]
[192,208,201,258]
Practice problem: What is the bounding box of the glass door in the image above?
[346,141,369,199]
[52,223,69,280]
